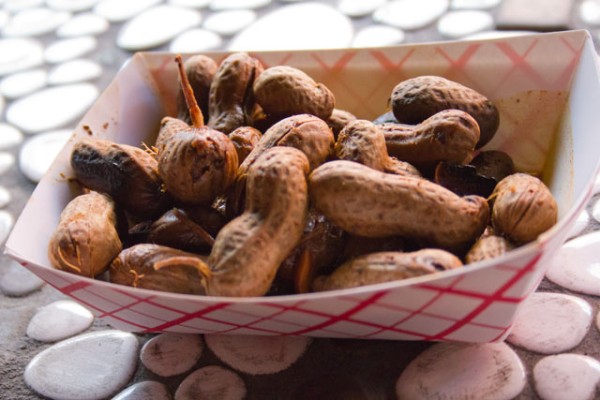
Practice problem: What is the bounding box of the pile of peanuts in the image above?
[47,52,558,297]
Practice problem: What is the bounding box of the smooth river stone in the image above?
[7,84,98,134]
[140,333,203,377]
[47,59,102,84]
[203,10,256,36]
[396,342,526,399]
[0,69,47,99]
[170,28,222,52]
[56,12,109,37]
[352,25,405,48]
[27,300,94,342]
[580,0,600,26]
[0,151,15,175]
[533,354,600,400]
[4,0,44,12]
[44,36,97,63]
[93,0,162,22]
[338,0,387,17]
[451,0,502,9]
[168,0,211,7]
[175,366,246,400]
[507,292,592,354]
[0,123,23,149]
[546,230,600,296]
[437,10,494,38]
[25,330,139,400]
[229,2,353,51]
[46,0,100,12]
[113,381,171,400]
[567,209,590,239]
[205,334,311,375]
[19,129,72,182]
[591,197,600,223]
[0,210,14,244]
[373,0,449,30]
[2,8,71,37]
[0,11,9,29]
[594,171,600,194]
[0,38,44,76]
[209,0,271,10]
[0,185,11,207]
[0,260,44,296]
[117,5,202,51]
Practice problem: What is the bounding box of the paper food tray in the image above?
[6,30,600,342]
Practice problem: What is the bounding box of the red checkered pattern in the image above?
[6,31,592,342]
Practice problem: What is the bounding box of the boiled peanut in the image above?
[176,54,218,125]
[70,138,170,219]
[313,250,463,291]
[155,116,189,154]
[229,126,261,163]
[48,192,122,278]
[109,243,209,295]
[208,52,263,134]
[147,208,215,253]
[327,108,357,139]
[335,119,421,177]
[309,160,489,251]
[208,147,309,297]
[471,150,515,182]
[434,162,497,198]
[490,173,557,243]
[379,109,480,173]
[391,76,499,148]
[253,65,335,120]
[466,227,514,263]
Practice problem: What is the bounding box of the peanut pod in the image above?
[48,192,122,278]
[176,55,218,125]
[309,160,489,251]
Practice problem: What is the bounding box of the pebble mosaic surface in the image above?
[0,0,600,399]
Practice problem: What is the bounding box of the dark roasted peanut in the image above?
[109,243,209,295]
[176,55,218,125]
[208,52,263,134]
[229,126,262,164]
[313,250,463,291]
[491,173,557,243]
[48,192,122,278]
[253,65,335,120]
[147,208,215,253]
[70,138,170,219]
[434,162,497,198]
[310,160,489,251]
[471,150,515,182]
[391,75,499,148]
[327,108,357,139]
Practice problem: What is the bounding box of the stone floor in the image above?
[2,0,600,399]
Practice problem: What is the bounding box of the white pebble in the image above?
[0,259,44,296]
[437,10,494,38]
[533,354,600,400]
[44,36,97,63]
[546,230,600,296]
[463,30,535,40]
[352,25,405,48]
[2,8,71,37]
[7,84,98,134]
[113,381,171,400]
[168,0,211,7]
[209,0,270,10]
[0,38,44,76]
[0,123,23,149]
[451,0,501,9]
[175,366,246,400]
[338,0,386,17]
[93,0,161,22]
[229,2,353,51]
[396,342,526,399]
[140,333,203,377]
[117,5,202,51]
[19,129,72,182]
[46,0,100,12]
[580,0,600,26]
[56,12,109,37]
[47,59,102,85]
[25,330,139,400]
[169,28,222,52]
[0,69,47,99]
[567,209,590,239]
[4,0,44,12]
[0,10,10,29]
[594,171,600,194]
[507,292,592,354]
[205,334,310,375]
[204,10,256,36]
[592,197,600,223]
[0,185,11,207]
[27,300,94,342]
[0,152,15,175]
[373,0,449,30]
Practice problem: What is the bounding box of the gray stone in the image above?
[533,354,600,400]
[27,300,94,342]
[113,381,172,400]
[0,69,47,99]
[0,260,44,297]
[175,366,246,400]
[141,333,203,377]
